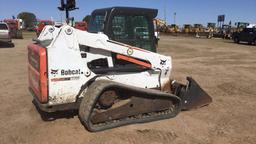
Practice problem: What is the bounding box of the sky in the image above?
[0,0,255,26]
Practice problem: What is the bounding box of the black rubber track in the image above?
[78,80,182,132]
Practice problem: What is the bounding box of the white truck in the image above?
[0,22,12,44]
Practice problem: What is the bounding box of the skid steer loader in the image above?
[28,7,212,132]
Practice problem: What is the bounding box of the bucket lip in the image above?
[172,77,212,110]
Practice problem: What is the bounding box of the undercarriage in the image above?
[79,80,182,132]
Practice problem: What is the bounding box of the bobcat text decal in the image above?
[61,69,83,76]
[50,69,82,82]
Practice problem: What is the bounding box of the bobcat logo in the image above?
[160,59,167,65]
[51,69,59,75]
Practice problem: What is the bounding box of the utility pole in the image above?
[174,12,176,25]
[164,0,167,25]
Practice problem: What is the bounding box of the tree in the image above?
[83,15,91,24]
[17,12,37,28]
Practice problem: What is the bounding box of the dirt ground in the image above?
[0,32,256,144]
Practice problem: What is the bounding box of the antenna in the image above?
[58,0,79,24]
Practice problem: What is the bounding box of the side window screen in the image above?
[112,16,126,39]
[112,15,150,40]
[88,15,105,33]
[133,16,149,39]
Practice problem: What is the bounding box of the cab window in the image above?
[88,14,105,33]
[111,15,150,40]
[111,15,154,51]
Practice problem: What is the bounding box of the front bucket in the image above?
[171,77,212,110]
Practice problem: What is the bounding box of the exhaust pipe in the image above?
[171,77,212,110]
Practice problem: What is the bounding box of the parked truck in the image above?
[232,28,256,45]
[3,19,23,39]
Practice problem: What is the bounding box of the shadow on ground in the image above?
[0,42,15,48]
[32,100,78,121]
[223,40,256,46]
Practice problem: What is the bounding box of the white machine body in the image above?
[34,25,172,105]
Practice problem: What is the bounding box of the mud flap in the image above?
[172,77,212,110]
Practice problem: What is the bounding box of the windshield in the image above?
[0,24,8,30]
[88,14,105,33]
[111,15,153,51]
[111,15,150,40]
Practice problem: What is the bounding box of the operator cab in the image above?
[88,7,157,52]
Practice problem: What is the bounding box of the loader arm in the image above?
[40,25,171,73]
[39,25,172,89]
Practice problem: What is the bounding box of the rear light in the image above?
[28,44,48,103]
[39,48,48,103]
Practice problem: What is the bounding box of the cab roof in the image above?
[91,7,158,18]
